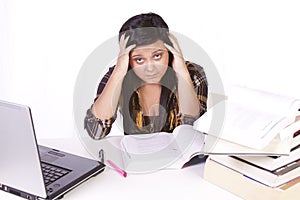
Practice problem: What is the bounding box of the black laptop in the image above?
[0,100,105,199]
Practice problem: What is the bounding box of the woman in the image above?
[84,13,207,139]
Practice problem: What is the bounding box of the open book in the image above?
[89,125,205,173]
[120,125,205,171]
[195,86,300,150]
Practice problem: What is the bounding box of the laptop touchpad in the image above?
[41,154,59,163]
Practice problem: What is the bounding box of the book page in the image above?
[120,132,182,172]
[228,85,300,115]
[195,100,294,149]
[221,101,292,148]
[168,125,205,169]
[195,86,300,149]
[203,133,292,156]
[120,125,206,170]
[121,132,177,155]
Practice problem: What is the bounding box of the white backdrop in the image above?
[1,0,300,139]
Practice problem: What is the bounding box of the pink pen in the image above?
[107,159,127,178]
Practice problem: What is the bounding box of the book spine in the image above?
[210,156,279,187]
[204,158,282,200]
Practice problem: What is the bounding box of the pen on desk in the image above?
[107,159,127,178]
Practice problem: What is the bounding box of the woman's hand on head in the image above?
[164,33,187,73]
[116,34,136,76]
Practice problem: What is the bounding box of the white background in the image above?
[1,0,300,139]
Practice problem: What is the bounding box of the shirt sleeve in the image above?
[84,66,117,140]
[180,61,208,124]
[95,66,115,100]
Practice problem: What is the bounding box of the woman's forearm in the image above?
[92,35,135,120]
[92,68,125,120]
[176,68,200,117]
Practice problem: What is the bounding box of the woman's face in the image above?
[129,40,169,84]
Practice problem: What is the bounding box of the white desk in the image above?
[0,136,242,200]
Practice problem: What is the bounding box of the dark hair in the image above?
[118,13,173,48]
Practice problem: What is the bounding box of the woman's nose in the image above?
[145,62,155,72]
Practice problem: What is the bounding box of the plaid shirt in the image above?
[84,61,207,140]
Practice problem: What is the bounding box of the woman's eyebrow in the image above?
[131,54,142,58]
[131,48,165,57]
[152,49,165,54]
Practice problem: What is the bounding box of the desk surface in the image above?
[0,136,241,200]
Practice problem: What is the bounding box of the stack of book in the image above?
[204,131,300,199]
[200,86,300,199]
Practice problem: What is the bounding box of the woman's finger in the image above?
[164,42,184,60]
[164,43,175,53]
[119,34,128,49]
[168,33,181,53]
[124,44,136,55]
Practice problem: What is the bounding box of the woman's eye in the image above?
[135,58,144,63]
[154,54,162,59]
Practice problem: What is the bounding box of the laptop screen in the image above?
[0,100,47,198]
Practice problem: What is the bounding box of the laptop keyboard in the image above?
[41,162,71,185]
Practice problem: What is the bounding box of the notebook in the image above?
[0,100,105,200]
